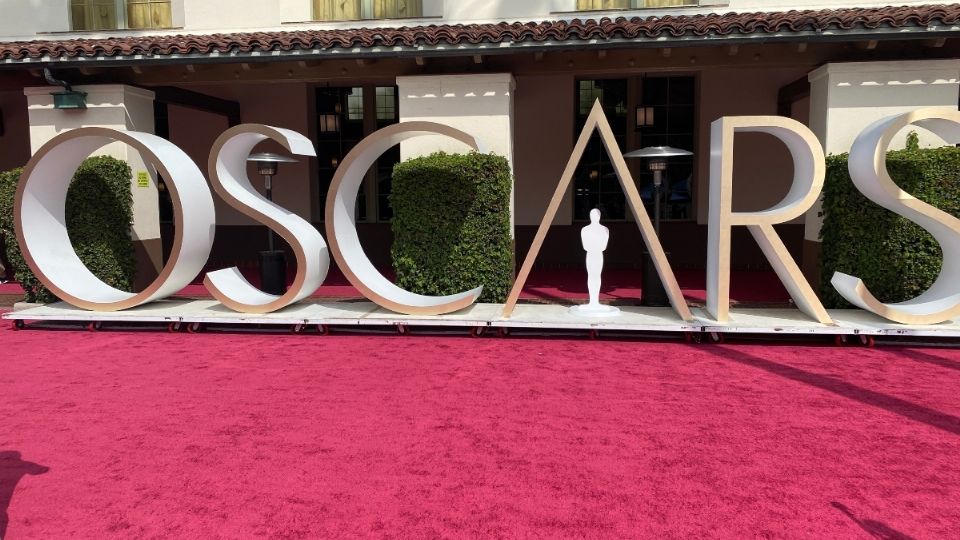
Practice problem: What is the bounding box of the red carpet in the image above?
[1,323,958,538]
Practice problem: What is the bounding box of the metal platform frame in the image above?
[7,300,960,345]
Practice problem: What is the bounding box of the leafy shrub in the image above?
[0,157,136,303]
[820,144,960,308]
[390,151,513,303]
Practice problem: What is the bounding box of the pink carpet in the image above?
[0,268,789,304]
[1,323,958,538]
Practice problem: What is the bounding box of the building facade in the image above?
[0,1,958,287]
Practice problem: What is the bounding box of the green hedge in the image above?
[390,151,513,303]
[820,137,960,308]
[0,157,136,303]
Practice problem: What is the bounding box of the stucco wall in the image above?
[397,73,515,164]
[513,74,576,227]
[22,84,164,282]
[696,66,812,224]
[808,60,960,155]
[803,59,960,246]
[166,82,315,227]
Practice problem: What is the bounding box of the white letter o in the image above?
[14,127,216,311]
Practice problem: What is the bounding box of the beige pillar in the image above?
[803,60,960,286]
[397,73,516,231]
[24,84,162,288]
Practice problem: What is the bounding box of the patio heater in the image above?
[248,152,298,296]
[624,146,693,307]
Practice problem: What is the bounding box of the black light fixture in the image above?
[624,145,694,307]
[44,68,87,110]
[635,106,655,129]
[318,100,342,133]
[52,91,88,110]
[318,113,340,133]
[247,152,299,296]
[636,73,654,130]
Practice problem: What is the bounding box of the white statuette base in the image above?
[569,304,621,318]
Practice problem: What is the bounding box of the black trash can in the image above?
[259,250,287,296]
[640,251,670,307]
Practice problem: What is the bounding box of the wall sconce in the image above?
[44,68,87,110]
[52,91,88,110]
[636,106,654,129]
[319,113,340,133]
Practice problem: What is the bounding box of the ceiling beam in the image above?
[150,86,241,126]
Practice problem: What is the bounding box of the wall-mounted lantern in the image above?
[52,91,88,110]
[635,106,654,129]
[44,68,87,110]
[318,113,340,133]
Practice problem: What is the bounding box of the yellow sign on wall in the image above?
[136,171,149,188]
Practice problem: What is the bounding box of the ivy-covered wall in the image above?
[0,157,136,303]
[390,152,513,303]
[820,135,960,308]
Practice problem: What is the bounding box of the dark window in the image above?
[637,76,696,220]
[374,87,399,221]
[573,75,696,222]
[153,100,174,225]
[316,85,400,223]
[573,79,629,221]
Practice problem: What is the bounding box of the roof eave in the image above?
[2,23,958,69]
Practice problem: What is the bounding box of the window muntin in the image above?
[313,0,422,21]
[71,0,172,31]
[576,0,696,10]
[347,88,364,121]
[375,87,397,121]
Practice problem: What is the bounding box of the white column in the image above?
[397,73,516,231]
[24,84,162,286]
[803,60,960,281]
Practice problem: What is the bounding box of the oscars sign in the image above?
[12,104,960,325]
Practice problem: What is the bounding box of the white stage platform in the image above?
[6,299,960,340]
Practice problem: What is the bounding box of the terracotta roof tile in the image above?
[2,4,958,61]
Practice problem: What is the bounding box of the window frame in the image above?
[312,0,424,22]
[574,0,703,11]
[125,0,174,29]
[70,0,174,31]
